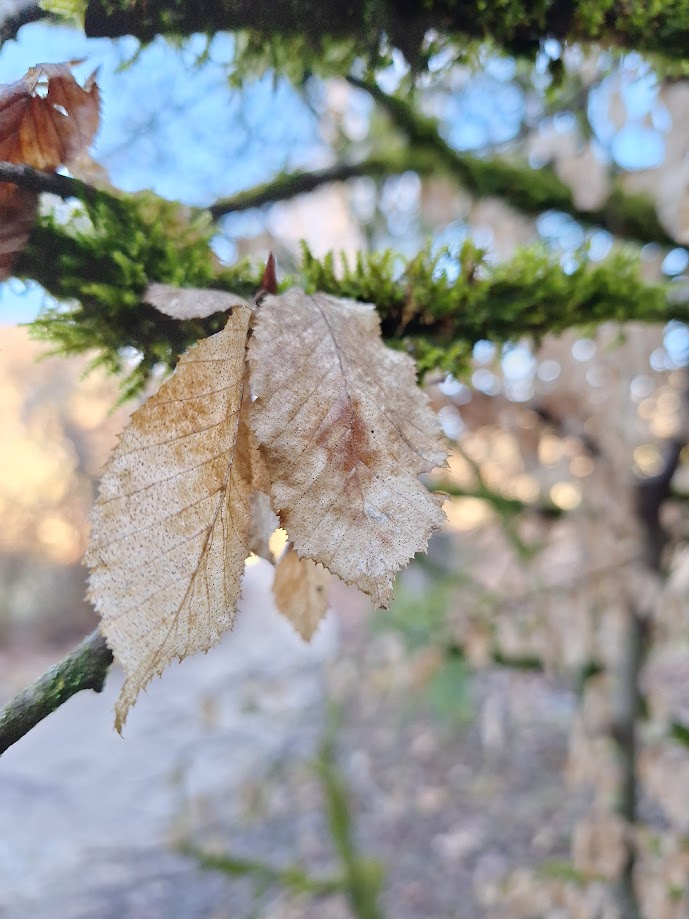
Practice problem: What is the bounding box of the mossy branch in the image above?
[0,161,121,208]
[0,628,113,755]
[80,0,689,68]
[349,76,677,249]
[13,186,685,395]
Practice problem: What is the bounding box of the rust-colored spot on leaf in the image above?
[316,394,378,479]
[249,288,448,608]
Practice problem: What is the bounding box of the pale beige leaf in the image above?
[249,491,280,560]
[243,389,278,560]
[86,305,253,731]
[144,282,248,320]
[248,288,448,608]
[273,545,330,640]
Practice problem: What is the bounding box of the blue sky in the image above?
[0,22,323,323]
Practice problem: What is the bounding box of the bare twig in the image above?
[0,0,45,47]
[0,161,120,207]
[0,628,113,756]
[208,156,416,220]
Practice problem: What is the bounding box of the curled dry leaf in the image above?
[144,282,248,320]
[248,288,448,608]
[273,544,330,641]
[86,303,253,731]
[0,61,100,280]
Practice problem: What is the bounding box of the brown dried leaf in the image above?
[68,151,113,189]
[86,304,253,731]
[0,62,100,280]
[248,288,448,608]
[0,186,37,280]
[144,282,248,320]
[273,544,330,640]
[0,63,100,169]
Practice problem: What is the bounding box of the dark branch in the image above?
[0,0,45,47]
[610,383,688,918]
[349,76,677,249]
[82,0,689,66]
[0,162,120,208]
[0,629,113,756]
[209,157,404,220]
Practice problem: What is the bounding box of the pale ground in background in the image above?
[0,561,580,919]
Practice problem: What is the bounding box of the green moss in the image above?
[79,0,689,71]
[13,189,683,398]
[300,241,676,378]
[16,193,263,398]
[353,77,679,247]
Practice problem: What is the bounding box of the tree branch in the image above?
[208,156,413,220]
[349,76,677,249]
[0,0,45,47]
[0,162,122,208]
[0,628,113,756]
[81,0,689,66]
[610,423,687,917]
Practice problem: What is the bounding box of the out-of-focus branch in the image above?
[0,629,113,756]
[0,0,45,46]
[209,156,414,220]
[349,76,677,249]
[81,0,689,67]
[611,432,686,917]
[0,162,121,208]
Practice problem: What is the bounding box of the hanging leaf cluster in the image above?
[86,274,448,730]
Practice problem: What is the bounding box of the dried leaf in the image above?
[248,288,448,608]
[68,150,113,189]
[0,63,99,169]
[0,62,100,280]
[273,544,330,640]
[242,386,279,560]
[145,282,248,320]
[249,491,280,560]
[86,304,253,730]
[0,186,37,280]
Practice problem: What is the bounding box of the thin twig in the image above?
[208,156,414,220]
[0,0,45,47]
[0,162,119,207]
[0,628,113,756]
